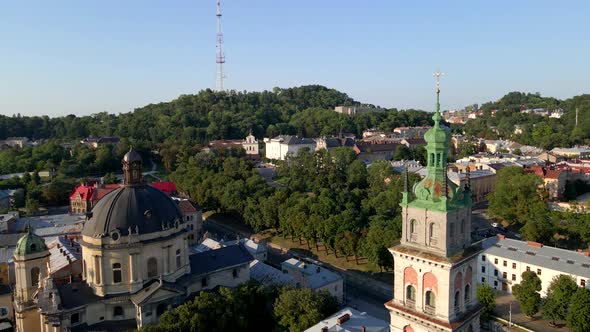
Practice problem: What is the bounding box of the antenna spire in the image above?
[215,0,226,91]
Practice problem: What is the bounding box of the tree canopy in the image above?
[512,271,542,317]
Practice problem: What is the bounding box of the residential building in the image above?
[478,235,590,296]
[2,137,29,149]
[400,138,427,149]
[334,105,383,115]
[249,260,296,287]
[0,212,17,233]
[264,135,316,161]
[0,190,17,210]
[362,128,388,139]
[315,137,355,152]
[149,181,177,196]
[449,169,496,204]
[386,91,481,331]
[525,166,569,200]
[175,199,202,245]
[537,151,564,164]
[12,150,254,332]
[305,307,390,332]
[0,284,13,329]
[394,126,432,138]
[281,258,343,303]
[69,182,120,214]
[551,147,590,159]
[354,142,399,163]
[80,137,120,149]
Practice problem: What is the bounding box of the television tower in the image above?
[215,0,226,91]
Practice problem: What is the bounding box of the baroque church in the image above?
[385,77,482,332]
[13,150,253,332]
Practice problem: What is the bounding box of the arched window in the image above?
[30,267,40,287]
[410,219,417,234]
[406,285,416,302]
[425,290,436,308]
[429,223,438,246]
[176,249,181,269]
[112,263,122,283]
[147,258,158,278]
[30,244,37,251]
[464,284,471,304]
[454,290,461,310]
[113,306,124,318]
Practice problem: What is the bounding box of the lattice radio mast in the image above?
[215,0,226,91]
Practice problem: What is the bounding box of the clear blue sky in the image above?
[1,0,588,117]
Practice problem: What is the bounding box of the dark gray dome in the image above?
[123,149,142,163]
[82,185,183,238]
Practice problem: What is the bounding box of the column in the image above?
[163,247,169,274]
[94,255,101,285]
[98,256,104,285]
[128,254,135,283]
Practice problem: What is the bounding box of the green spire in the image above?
[405,71,467,211]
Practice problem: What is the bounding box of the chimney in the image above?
[497,234,506,240]
[337,314,350,325]
[361,327,366,332]
[527,241,543,248]
[584,252,590,257]
[321,327,328,332]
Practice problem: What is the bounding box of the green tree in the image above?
[103,172,118,184]
[543,275,578,325]
[488,167,548,227]
[25,198,39,215]
[476,283,496,321]
[567,287,590,332]
[273,288,338,332]
[512,271,542,317]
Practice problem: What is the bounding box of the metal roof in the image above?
[305,307,389,332]
[482,237,590,277]
[249,260,296,286]
[282,258,342,289]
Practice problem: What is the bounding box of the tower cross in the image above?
[432,70,446,120]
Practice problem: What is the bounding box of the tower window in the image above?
[112,263,122,283]
[113,306,124,318]
[232,268,239,279]
[425,291,436,308]
[406,285,416,302]
[30,267,40,287]
[454,290,461,310]
[71,313,80,324]
[147,258,158,278]
[429,223,438,241]
[410,219,417,235]
[464,284,471,304]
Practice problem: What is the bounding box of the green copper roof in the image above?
[15,230,48,256]
[402,81,471,211]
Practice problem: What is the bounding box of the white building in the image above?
[281,258,343,303]
[264,135,316,161]
[478,236,590,296]
[551,147,590,159]
[305,307,390,332]
[242,132,259,156]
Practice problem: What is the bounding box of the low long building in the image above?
[281,258,343,303]
[264,135,316,161]
[478,235,590,296]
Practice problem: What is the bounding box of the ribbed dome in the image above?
[82,185,183,238]
[123,149,142,163]
[15,231,48,256]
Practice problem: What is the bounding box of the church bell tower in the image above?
[386,72,482,332]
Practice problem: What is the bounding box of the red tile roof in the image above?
[150,181,177,195]
[70,183,119,202]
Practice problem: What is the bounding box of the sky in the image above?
[1,0,589,117]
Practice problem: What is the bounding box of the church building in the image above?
[385,75,482,332]
[13,149,253,332]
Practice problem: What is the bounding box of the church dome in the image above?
[82,185,183,238]
[123,149,142,163]
[15,230,48,256]
[82,149,183,239]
